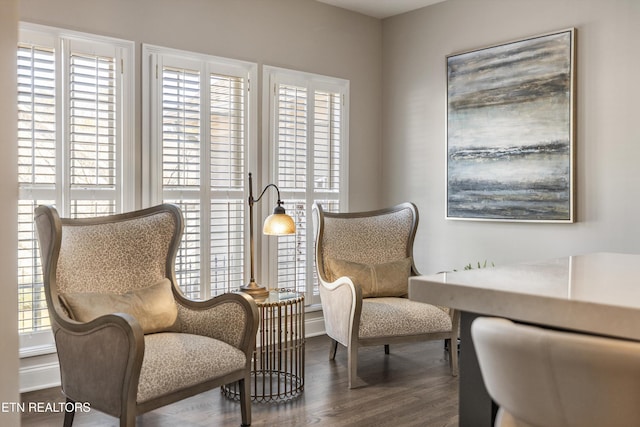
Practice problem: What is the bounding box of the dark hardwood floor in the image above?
[21,335,458,427]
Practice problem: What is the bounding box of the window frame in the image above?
[262,66,350,306]
[142,44,258,300]
[17,22,134,354]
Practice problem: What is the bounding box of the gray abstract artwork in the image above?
[447,29,575,222]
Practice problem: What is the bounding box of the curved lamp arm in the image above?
[251,182,283,208]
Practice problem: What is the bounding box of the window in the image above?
[17,24,134,347]
[264,66,349,304]
[143,45,257,300]
[17,29,343,357]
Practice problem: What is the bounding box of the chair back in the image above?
[34,204,183,324]
[313,202,419,282]
[472,317,640,427]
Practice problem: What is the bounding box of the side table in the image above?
[223,290,305,403]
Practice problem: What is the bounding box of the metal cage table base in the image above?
[222,291,305,403]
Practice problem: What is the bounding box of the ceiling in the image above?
[315,0,447,19]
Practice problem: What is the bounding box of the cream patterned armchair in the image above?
[313,202,458,388]
[35,204,259,427]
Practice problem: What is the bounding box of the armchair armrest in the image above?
[318,275,363,347]
[54,313,144,416]
[173,292,259,357]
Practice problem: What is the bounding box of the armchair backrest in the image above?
[34,204,184,324]
[314,202,419,282]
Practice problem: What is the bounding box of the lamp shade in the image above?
[263,209,296,235]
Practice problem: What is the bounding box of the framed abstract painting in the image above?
[446,28,576,222]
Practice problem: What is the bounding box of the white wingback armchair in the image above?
[313,202,458,388]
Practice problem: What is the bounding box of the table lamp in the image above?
[240,172,296,298]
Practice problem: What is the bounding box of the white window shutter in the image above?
[17,41,57,334]
[68,48,119,217]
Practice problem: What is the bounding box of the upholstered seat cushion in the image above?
[137,332,247,403]
[359,298,452,339]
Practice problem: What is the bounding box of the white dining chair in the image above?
[471,317,640,427]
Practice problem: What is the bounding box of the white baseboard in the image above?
[304,314,326,337]
[20,316,326,393]
[19,361,61,393]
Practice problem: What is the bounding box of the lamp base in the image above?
[240,281,270,299]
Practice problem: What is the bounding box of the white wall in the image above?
[382,0,640,273]
[0,0,21,424]
[19,0,384,211]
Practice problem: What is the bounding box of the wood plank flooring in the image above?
[21,335,458,427]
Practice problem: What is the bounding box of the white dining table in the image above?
[408,252,640,427]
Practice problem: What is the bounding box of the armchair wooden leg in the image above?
[239,376,252,426]
[119,407,135,427]
[384,344,390,355]
[329,338,338,360]
[347,344,366,389]
[63,398,75,427]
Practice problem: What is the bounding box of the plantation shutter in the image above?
[17,42,56,334]
[209,74,246,294]
[313,90,342,194]
[275,84,308,294]
[68,42,120,217]
[161,64,203,299]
